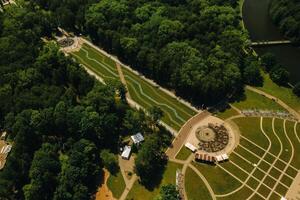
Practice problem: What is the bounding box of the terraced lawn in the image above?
[72,43,197,131]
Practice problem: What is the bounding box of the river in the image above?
[242,0,300,83]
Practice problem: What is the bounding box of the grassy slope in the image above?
[257,74,300,113]
[125,162,182,200]
[216,108,239,120]
[107,171,126,199]
[233,89,285,111]
[185,167,213,200]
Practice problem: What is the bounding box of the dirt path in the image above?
[95,169,115,200]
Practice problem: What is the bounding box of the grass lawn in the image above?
[73,43,197,131]
[107,171,126,199]
[234,146,260,164]
[217,186,253,200]
[257,184,271,198]
[269,167,281,179]
[275,183,288,196]
[273,118,292,163]
[215,108,239,120]
[185,167,213,200]
[220,161,248,181]
[262,118,280,155]
[192,162,241,195]
[126,161,182,200]
[175,146,192,160]
[280,174,293,187]
[246,177,259,189]
[233,117,269,150]
[230,153,254,173]
[263,175,276,188]
[257,73,300,113]
[233,89,285,111]
[285,120,300,168]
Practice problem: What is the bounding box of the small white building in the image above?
[121,146,131,160]
[131,133,144,145]
[185,143,197,152]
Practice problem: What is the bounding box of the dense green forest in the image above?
[0,2,170,200]
[30,0,262,104]
[270,0,300,43]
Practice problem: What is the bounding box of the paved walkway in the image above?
[116,63,131,99]
[166,111,210,159]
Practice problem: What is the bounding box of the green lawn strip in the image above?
[192,162,241,195]
[185,167,213,200]
[220,162,248,181]
[285,121,300,168]
[253,169,265,180]
[257,184,271,198]
[280,174,293,187]
[217,186,253,200]
[175,146,192,161]
[264,153,275,164]
[239,139,264,157]
[274,159,286,171]
[232,89,285,111]
[246,177,259,189]
[275,183,288,196]
[257,73,300,113]
[126,162,182,200]
[233,117,269,150]
[269,167,281,179]
[273,118,292,163]
[263,175,276,188]
[257,160,271,172]
[78,45,119,75]
[285,166,298,177]
[215,108,239,120]
[72,50,118,81]
[82,43,117,69]
[122,66,195,120]
[229,153,254,173]
[126,82,181,131]
[234,146,259,164]
[269,193,281,200]
[249,193,265,200]
[262,118,281,155]
[107,171,126,199]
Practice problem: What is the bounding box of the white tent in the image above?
[121,146,131,160]
[131,133,144,145]
[185,143,197,152]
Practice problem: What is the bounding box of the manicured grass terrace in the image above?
[72,43,197,131]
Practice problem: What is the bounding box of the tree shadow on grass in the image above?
[138,158,168,191]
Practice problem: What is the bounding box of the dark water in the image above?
[242,0,300,83]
